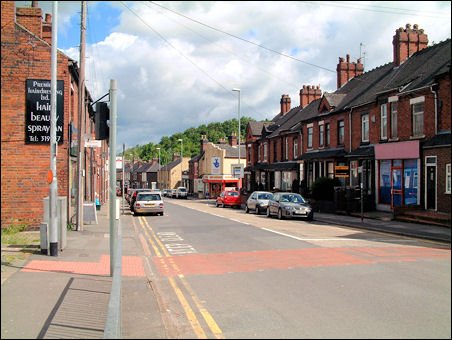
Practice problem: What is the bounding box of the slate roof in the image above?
[215,144,246,158]
[161,159,181,171]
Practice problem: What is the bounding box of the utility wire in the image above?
[120,1,235,96]
[143,1,302,90]
[302,1,450,18]
[149,1,336,74]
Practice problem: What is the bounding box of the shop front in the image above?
[203,175,240,198]
[375,140,420,211]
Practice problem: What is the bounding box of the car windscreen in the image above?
[280,194,305,203]
[137,194,161,201]
[178,188,187,192]
[258,193,272,200]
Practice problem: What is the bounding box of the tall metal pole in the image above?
[232,88,241,190]
[109,79,117,276]
[178,139,183,187]
[76,1,86,231]
[122,143,125,215]
[49,1,58,256]
[156,147,160,189]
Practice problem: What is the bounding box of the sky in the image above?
[15,1,451,153]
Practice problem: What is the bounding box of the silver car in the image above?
[133,191,164,216]
[267,192,313,220]
[245,191,273,215]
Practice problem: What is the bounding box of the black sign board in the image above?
[25,79,64,144]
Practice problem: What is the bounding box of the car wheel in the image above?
[266,208,271,218]
[278,208,284,220]
[255,207,260,215]
[245,205,249,213]
[159,212,164,216]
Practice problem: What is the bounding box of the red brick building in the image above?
[1,1,108,229]
[245,24,451,217]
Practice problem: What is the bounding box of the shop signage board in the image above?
[335,165,349,177]
[211,156,221,175]
[25,79,64,144]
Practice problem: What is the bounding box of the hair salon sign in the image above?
[25,79,64,144]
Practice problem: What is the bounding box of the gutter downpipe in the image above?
[430,85,438,135]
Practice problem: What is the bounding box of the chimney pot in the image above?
[32,1,38,7]
[45,13,51,23]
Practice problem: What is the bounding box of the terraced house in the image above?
[245,24,451,220]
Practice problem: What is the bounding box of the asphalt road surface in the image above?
[128,198,451,339]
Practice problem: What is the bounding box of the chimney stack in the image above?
[393,24,428,67]
[42,13,52,44]
[280,94,291,115]
[16,4,43,39]
[299,85,322,108]
[336,54,364,89]
[200,135,208,153]
[228,132,238,146]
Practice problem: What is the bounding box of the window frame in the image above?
[293,138,298,159]
[390,101,398,139]
[307,126,313,149]
[411,97,424,137]
[319,123,324,147]
[338,120,345,145]
[361,113,369,142]
[446,163,451,194]
[325,123,330,146]
[380,103,388,140]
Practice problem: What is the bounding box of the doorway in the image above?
[426,164,436,210]
[391,167,403,208]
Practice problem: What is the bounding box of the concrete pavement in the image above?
[1,198,450,338]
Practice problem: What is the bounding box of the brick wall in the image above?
[1,3,72,228]
[423,147,451,214]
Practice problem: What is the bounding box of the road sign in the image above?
[232,164,244,178]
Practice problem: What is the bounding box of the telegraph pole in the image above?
[49,1,58,256]
[109,79,117,276]
[76,1,86,231]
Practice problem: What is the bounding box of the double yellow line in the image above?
[136,216,224,339]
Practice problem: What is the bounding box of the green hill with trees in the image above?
[122,116,257,165]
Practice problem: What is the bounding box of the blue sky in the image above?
[15,1,452,153]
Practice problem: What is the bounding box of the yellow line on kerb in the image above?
[138,216,223,338]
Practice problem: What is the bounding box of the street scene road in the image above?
[129,198,451,339]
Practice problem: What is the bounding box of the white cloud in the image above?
[55,1,451,152]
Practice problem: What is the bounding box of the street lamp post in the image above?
[232,88,241,190]
[178,139,183,187]
[156,147,161,190]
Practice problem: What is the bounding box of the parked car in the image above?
[267,192,313,220]
[133,191,164,216]
[163,189,171,197]
[175,187,188,199]
[215,190,241,208]
[129,188,147,212]
[171,189,177,198]
[245,191,273,214]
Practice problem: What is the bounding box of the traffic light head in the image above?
[95,102,109,140]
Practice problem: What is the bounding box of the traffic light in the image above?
[95,102,109,140]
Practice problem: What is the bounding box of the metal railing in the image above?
[104,218,122,338]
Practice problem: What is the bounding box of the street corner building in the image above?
[1,1,109,230]
[244,24,451,221]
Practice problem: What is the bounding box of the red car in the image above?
[215,190,241,208]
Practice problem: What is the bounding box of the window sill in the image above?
[388,137,399,142]
[410,135,425,140]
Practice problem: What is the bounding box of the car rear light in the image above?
[159,203,163,207]
[136,203,141,207]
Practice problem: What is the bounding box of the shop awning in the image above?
[345,145,374,158]
[299,148,347,160]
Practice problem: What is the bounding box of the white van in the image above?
[175,187,188,199]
